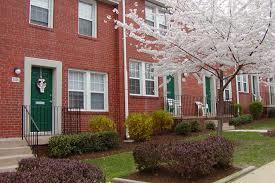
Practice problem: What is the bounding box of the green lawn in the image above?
[84,152,136,182]
[85,121,275,181]
[239,119,275,130]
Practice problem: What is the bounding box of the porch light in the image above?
[14,68,21,75]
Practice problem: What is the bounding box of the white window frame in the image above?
[68,69,108,112]
[145,1,167,30]
[29,0,54,28]
[251,75,261,101]
[237,74,249,93]
[129,60,158,97]
[223,79,232,101]
[78,0,97,38]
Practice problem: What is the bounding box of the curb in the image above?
[112,178,149,183]
[213,166,256,183]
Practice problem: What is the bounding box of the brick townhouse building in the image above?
[0,0,274,139]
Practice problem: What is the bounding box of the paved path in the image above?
[227,129,268,133]
[232,160,275,183]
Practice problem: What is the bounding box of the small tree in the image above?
[114,0,275,135]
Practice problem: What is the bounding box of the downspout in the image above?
[122,0,130,139]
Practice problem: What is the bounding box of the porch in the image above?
[164,95,234,120]
[22,105,81,153]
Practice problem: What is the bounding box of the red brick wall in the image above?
[0,0,124,138]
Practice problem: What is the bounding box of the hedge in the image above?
[229,114,253,126]
[0,158,105,183]
[48,131,120,158]
[133,136,234,178]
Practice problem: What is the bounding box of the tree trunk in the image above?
[217,72,225,136]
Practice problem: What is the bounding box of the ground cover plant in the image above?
[0,158,105,183]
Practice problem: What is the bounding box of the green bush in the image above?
[89,115,116,133]
[151,110,174,134]
[249,102,263,119]
[190,120,201,132]
[233,104,243,117]
[126,113,153,142]
[48,131,120,158]
[229,114,253,126]
[206,122,216,130]
[175,122,191,135]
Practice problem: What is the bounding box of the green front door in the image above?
[31,67,53,132]
[167,75,175,99]
[205,77,212,113]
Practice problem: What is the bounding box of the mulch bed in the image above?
[126,167,239,183]
[36,131,213,159]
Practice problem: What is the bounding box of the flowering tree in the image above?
[115,0,275,135]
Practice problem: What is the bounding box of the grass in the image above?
[84,152,136,182]
[239,119,275,130]
[85,120,275,181]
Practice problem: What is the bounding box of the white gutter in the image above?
[122,0,130,139]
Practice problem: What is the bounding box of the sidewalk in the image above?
[232,160,275,183]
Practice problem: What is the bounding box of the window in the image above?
[68,70,108,111]
[129,61,158,96]
[30,0,54,28]
[145,2,167,30]
[129,62,141,95]
[223,78,232,101]
[78,0,97,37]
[237,75,249,93]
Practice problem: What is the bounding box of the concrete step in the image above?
[0,138,34,173]
[0,139,28,148]
[206,120,235,130]
[0,146,32,156]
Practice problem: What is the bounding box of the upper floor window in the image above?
[68,70,108,111]
[237,75,249,93]
[30,0,54,28]
[145,2,167,30]
[129,61,158,97]
[78,0,97,37]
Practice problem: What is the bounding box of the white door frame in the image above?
[24,57,62,135]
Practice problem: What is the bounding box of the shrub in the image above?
[190,120,201,132]
[249,101,263,119]
[133,141,162,171]
[230,114,253,126]
[133,136,234,178]
[0,158,105,183]
[89,115,116,133]
[48,131,120,158]
[126,113,153,141]
[175,122,191,135]
[233,104,243,117]
[206,122,216,130]
[151,110,174,134]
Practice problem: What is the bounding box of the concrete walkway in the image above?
[232,160,275,183]
[227,129,268,133]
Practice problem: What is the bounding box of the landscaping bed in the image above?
[126,167,239,183]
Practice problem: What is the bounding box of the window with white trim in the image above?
[145,2,167,30]
[30,0,54,28]
[237,75,249,93]
[68,70,108,111]
[129,61,158,96]
[223,78,232,101]
[78,0,97,37]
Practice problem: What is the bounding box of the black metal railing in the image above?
[164,95,234,119]
[22,105,39,156]
[22,105,81,155]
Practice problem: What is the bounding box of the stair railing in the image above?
[22,105,40,156]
